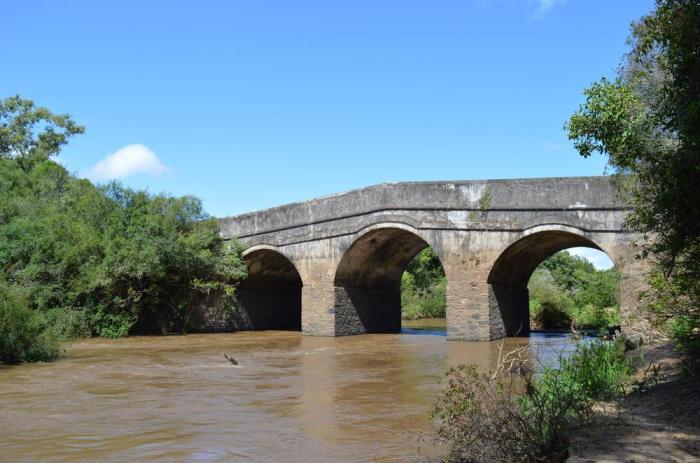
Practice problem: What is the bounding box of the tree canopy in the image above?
[567,0,699,369]
[0,96,247,362]
[0,95,84,171]
[529,251,620,330]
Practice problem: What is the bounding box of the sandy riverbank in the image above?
[568,343,700,462]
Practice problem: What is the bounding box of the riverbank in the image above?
[568,343,700,462]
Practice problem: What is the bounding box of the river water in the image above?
[0,321,581,462]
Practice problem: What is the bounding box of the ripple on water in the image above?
[0,329,582,462]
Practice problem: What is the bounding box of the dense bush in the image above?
[0,157,248,338]
[430,363,575,462]
[567,0,700,371]
[0,281,58,363]
[529,299,572,330]
[647,271,700,374]
[432,339,634,462]
[0,96,248,363]
[670,316,700,375]
[401,248,446,319]
[528,252,620,331]
[553,338,634,401]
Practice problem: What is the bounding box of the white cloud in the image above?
[84,144,168,181]
[565,247,614,270]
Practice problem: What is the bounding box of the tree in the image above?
[1,96,248,364]
[0,96,84,170]
[540,251,595,293]
[528,252,620,330]
[567,0,699,368]
[401,248,447,319]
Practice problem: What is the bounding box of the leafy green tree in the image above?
[576,269,621,310]
[0,281,58,363]
[404,247,445,290]
[0,95,84,171]
[401,248,446,319]
[541,251,595,294]
[566,0,699,367]
[1,96,248,363]
[528,251,620,330]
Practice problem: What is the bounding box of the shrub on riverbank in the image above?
[432,338,634,462]
[555,338,634,401]
[0,282,58,363]
[0,96,248,353]
[401,248,446,319]
[0,156,248,339]
[401,272,446,319]
[670,315,700,375]
[528,252,621,331]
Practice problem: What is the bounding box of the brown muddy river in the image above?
[0,321,581,462]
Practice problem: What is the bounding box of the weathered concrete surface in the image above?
[218,176,651,341]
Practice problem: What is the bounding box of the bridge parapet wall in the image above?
[219,176,629,244]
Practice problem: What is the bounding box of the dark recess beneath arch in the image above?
[333,227,432,335]
[238,249,302,330]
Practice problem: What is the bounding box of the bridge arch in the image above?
[238,246,302,330]
[487,224,615,337]
[333,224,442,335]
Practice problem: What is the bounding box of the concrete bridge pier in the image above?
[293,245,337,337]
[607,242,653,339]
[437,233,496,341]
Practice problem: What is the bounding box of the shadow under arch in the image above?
[487,225,614,337]
[333,224,441,335]
[238,246,302,330]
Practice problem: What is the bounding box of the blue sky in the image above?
[4,1,651,268]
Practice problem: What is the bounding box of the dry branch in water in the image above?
[222,352,238,365]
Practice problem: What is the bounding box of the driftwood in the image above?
[222,352,239,365]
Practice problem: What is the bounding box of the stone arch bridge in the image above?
[218,176,648,341]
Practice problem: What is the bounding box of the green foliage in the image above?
[401,248,446,319]
[576,269,621,311]
[430,361,569,462]
[432,339,634,462]
[0,161,248,336]
[0,96,248,353]
[0,281,58,363]
[43,308,92,340]
[528,267,575,329]
[540,251,595,293]
[567,78,656,165]
[90,308,136,338]
[670,316,700,375]
[528,252,620,330]
[530,299,572,330]
[573,304,619,331]
[567,1,699,365]
[0,95,84,171]
[478,188,493,212]
[553,338,634,401]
